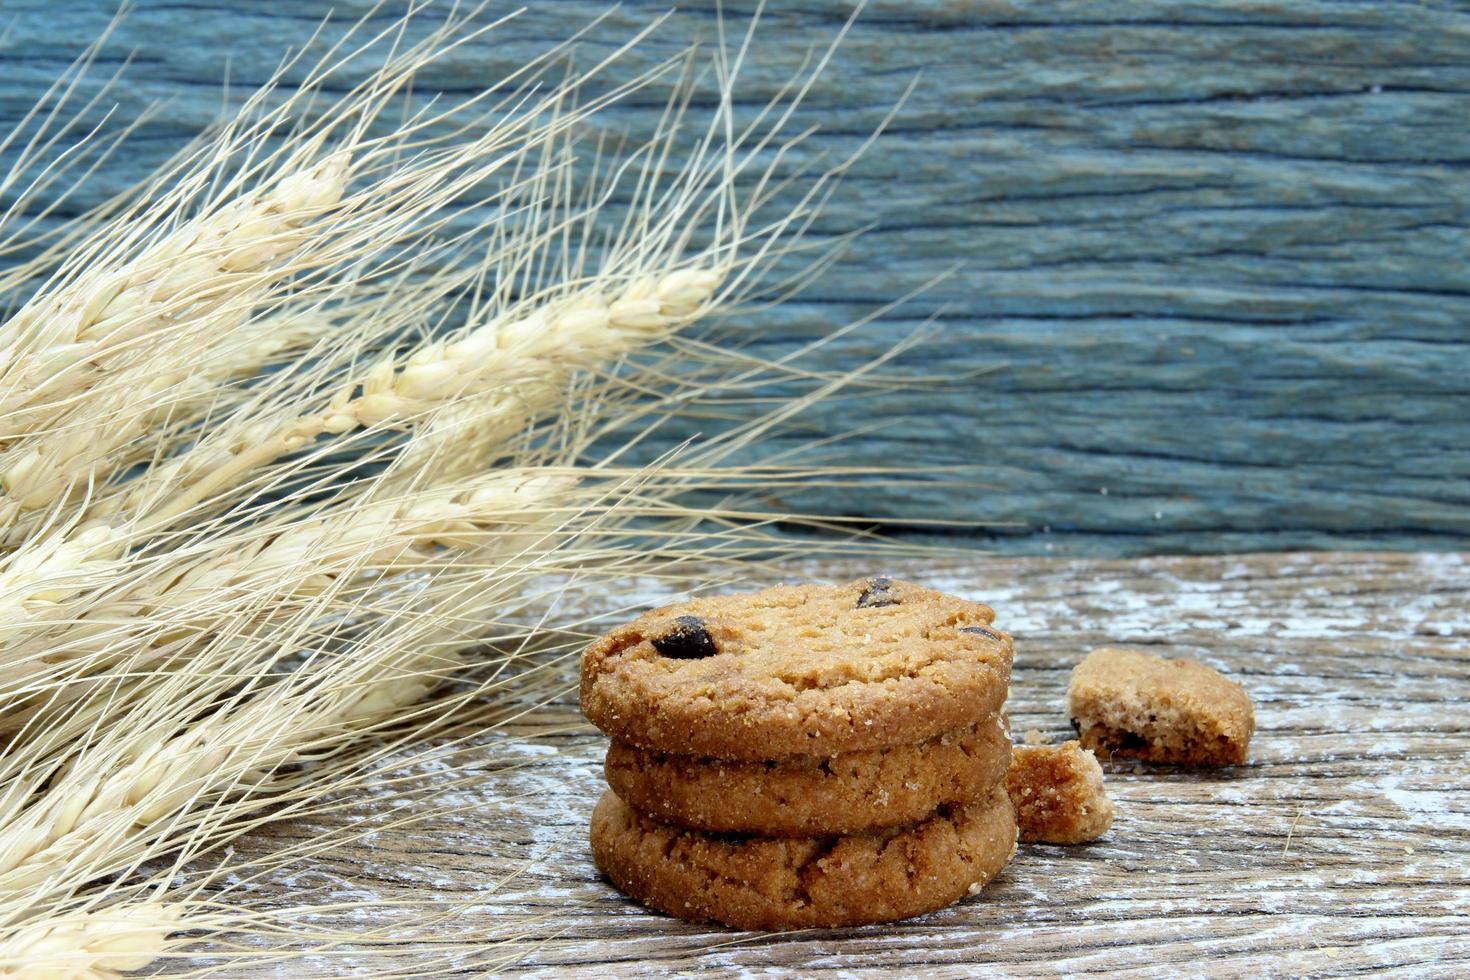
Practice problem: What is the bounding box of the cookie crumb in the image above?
[1065,647,1253,766]
[1005,740,1114,844]
[1023,728,1046,746]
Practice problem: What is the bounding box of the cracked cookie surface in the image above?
[605,715,1012,836]
[589,784,1018,930]
[580,578,1013,759]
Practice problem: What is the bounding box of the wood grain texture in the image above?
[163,552,1470,977]
[2,1,1468,556]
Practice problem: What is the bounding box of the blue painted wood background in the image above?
[2,1,1466,556]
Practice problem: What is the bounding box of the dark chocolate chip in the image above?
[651,615,717,659]
[960,625,1003,641]
[856,576,898,608]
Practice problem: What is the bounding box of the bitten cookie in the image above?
[589,785,1018,931]
[1006,740,1113,844]
[1066,647,1254,766]
[580,577,1013,759]
[605,715,1013,836]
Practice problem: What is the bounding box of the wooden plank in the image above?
[2,2,1468,554]
[166,552,1470,976]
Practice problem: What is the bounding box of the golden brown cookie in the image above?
[589,785,1018,930]
[580,578,1013,759]
[605,714,1012,836]
[1066,647,1254,766]
[1006,740,1114,844]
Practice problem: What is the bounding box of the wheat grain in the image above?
[0,524,126,624]
[140,265,723,530]
[0,153,350,417]
[0,568,487,909]
[0,153,351,517]
[0,471,578,739]
[0,903,188,979]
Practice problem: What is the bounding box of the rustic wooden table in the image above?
[194,552,1469,977]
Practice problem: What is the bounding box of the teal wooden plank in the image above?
[1,1,1466,555]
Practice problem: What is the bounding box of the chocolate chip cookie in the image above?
[589,784,1018,931]
[580,578,1013,760]
[605,714,1012,836]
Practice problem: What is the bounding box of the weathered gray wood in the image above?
[160,552,1470,977]
[2,2,1469,555]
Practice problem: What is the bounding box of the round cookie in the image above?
[605,715,1013,836]
[590,784,1018,931]
[580,578,1013,760]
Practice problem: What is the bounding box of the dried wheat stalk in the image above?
[141,265,724,531]
[0,4,675,538]
[0,462,660,917]
[74,17,843,540]
[0,3,913,974]
[0,471,577,736]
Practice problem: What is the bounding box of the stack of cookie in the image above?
[580,577,1018,930]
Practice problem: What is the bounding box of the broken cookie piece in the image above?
[1006,740,1114,844]
[1066,647,1254,766]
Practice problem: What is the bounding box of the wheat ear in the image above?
[140,265,722,530]
[0,903,191,979]
[0,5,671,527]
[0,153,349,416]
[0,153,351,516]
[81,60,745,531]
[0,6,912,969]
[0,644,451,903]
[0,471,576,740]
